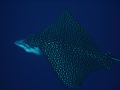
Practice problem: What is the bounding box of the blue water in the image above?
[1,0,120,90]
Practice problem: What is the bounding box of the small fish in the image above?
[15,10,120,89]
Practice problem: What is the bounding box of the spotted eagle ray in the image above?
[14,10,120,89]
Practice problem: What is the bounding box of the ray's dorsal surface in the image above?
[15,10,116,89]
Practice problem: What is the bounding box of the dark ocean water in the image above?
[1,0,120,90]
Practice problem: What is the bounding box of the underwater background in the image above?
[1,0,120,90]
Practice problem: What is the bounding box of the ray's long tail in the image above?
[112,57,120,62]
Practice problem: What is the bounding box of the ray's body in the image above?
[15,10,119,89]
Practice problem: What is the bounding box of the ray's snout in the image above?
[14,40,26,48]
[14,40,42,55]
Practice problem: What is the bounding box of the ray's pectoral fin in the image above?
[14,40,42,55]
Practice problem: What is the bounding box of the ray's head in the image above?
[14,38,42,55]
